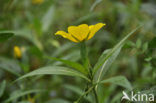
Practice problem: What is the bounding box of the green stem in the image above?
[80,42,90,76]
[80,42,99,103]
[75,86,94,103]
[93,87,99,103]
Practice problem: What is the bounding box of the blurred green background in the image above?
[0,0,156,103]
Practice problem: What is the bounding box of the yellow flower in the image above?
[55,23,106,42]
[32,0,44,4]
[14,46,22,59]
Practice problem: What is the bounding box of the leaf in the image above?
[90,0,102,11]
[46,99,70,103]
[142,42,148,52]
[74,86,94,103]
[46,57,87,75]
[93,26,142,81]
[64,84,92,102]
[140,86,156,95]
[0,80,6,97]
[73,13,96,25]
[99,76,132,90]
[0,32,14,42]
[4,89,43,103]
[52,43,73,57]
[42,5,55,32]
[94,46,122,83]
[15,66,90,82]
[136,39,142,48]
[141,3,156,18]
[17,101,30,103]
[149,37,156,49]
[0,30,43,50]
[111,92,122,103]
[52,50,80,65]
[0,57,21,76]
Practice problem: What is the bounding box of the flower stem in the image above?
[80,42,99,103]
[80,42,90,76]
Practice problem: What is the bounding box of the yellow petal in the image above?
[68,24,89,41]
[87,23,106,40]
[55,31,78,42]
[14,46,21,59]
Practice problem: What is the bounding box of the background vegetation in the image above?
[0,0,156,103]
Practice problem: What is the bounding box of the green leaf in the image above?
[149,37,156,49]
[93,46,122,83]
[52,43,73,57]
[46,57,87,75]
[140,86,156,96]
[4,89,43,103]
[142,42,148,52]
[136,39,142,48]
[145,57,152,62]
[111,92,122,103]
[93,26,142,79]
[42,5,55,32]
[17,101,30,103]
[53,50,80,64]
[99,76,132,90]
[0,30,43,50]
[0,32,14,42]
[75,86,94,103]
[46,99,70,103]
[0,57,21,76]
[90,0,102,11]
[73,13,96,25]
[64,84,92,102]
[0,80,6,97]
[15,66,90,82]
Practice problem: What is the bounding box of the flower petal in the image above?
[87,23,106,40]
[68,24,89,41]
[14,46,22,58]
[55,31,78,42]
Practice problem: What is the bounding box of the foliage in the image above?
[0,0,156,103]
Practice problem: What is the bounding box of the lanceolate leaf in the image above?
[0,80,6,97]
[0,30,43,50]
[0,57,21,76]
[15,66,90,82]
[47,57,87,75]
[42,5,55,32]
[64,84,92,102]
[93,26,142,82]
[140,86,156,95]
[99,76,132,90]
[0,32,14,42]
[4,89,43,103]
[94,46,122,83]
[46,99,70,103]
[90,0,102,11]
